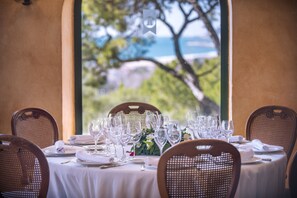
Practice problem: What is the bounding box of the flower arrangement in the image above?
[132,128,191,156]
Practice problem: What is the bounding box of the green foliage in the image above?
[133,128,190,156]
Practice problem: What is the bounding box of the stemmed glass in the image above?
[166,121,181,146]
[154,127,167,156]
[88,119,103,154]
[221,120,234,142]
[130,120,143,159]
[119,121,131,162]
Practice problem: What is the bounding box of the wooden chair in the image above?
[11,107,59,148]
[246,106,297,160]
[157,139,241,198]
[108,102,161,128]
[289,151,297,198]
[0,134,49,197]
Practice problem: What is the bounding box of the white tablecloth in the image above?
[46,151,287,198]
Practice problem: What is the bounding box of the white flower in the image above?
[146,134,154,140]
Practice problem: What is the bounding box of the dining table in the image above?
[45,144,287,198]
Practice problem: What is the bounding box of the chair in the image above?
[157,139,241,198]
[11,107,59,148]
[289,151,297,198]
[246,105,297,160]
[0,134,49,197]
[108,102,161,128]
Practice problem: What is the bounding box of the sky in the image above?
[94,1,220,38]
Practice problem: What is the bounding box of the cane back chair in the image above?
[108,102,161,128]
[0,134,49,197]
[246,106,297,160]
[11,107,59,148]
[157,139,241,198]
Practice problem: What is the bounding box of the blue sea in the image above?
[143,36,216,58]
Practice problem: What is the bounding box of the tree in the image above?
[82,0,220,114]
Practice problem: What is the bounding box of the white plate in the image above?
[83,145,104,151]
[129,158,145,164]
[43,146,82,157]
[253,145,283,154]
[68,140,105,146]
[76,159,112,166]
[241,157,262,164]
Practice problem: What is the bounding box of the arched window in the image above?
[74,0,232,133]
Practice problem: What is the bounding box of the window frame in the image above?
[74,0,231,134]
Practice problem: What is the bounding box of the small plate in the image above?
[43,146,82,157]
[83,145,104,151]
[76,159,112,166]
[253,145,283,154]
[241,157,262,164]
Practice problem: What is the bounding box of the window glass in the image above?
[81,0,223,133]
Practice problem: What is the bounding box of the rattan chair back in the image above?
[11,108,59,148]
[289,151,297,198]
[108,102,161,129]
[0,134,49,197]
[157,139,241,198]
[246,106,297,159]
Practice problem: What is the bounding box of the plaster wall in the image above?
[0,0,74,139]
[232,0,297,135]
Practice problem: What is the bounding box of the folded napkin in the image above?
[68,135,94,145]
[229,135,244,143]
[76,150,114,164]
[251,139,269,151]
[238,148,254,162]
[55,140,65,153]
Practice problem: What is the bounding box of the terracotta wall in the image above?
[232,0,297,135]
[0,0,296,143]
[0,0,75,139]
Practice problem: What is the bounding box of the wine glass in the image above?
[221,120,234,142]
[130,120,143,159]
[166,121,181,146]
[154,127,167,156]
[119,121,131,162]
[88,119,103,154]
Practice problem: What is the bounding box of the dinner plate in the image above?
[241,157,262,164]
[43,145,82,157]
[129,157,145,164]
[253,145,283,154]
[83,145,104,151]
[76,159,113,166]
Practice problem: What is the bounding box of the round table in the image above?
[46,149,287,198]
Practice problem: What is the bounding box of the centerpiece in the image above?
[132,128,191,156]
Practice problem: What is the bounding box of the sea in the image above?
[144,36,217,59]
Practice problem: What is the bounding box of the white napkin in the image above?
[238,148,254,162]
[68,135,94,144]
[251,139,270,151]
[55,140,65,153]
[75,150,114,163]
[229,135,244,143]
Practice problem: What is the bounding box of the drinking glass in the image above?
[154,127,167,156]
[221,120,234,142]
[130,120,142,158]
[88,119,103,154]
[166,121,181,146]
[119,121,131,162]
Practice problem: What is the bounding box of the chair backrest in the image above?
[108,102,161,128]
[246,105,297,159]
[0,134,49,197]
[289,151,297,198]
[157,139,241,198]
[11,107,59,148]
